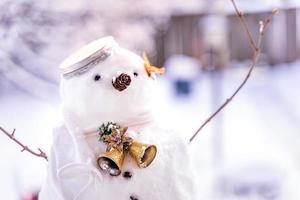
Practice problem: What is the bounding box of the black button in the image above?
[94,74,101,81]
[130,195,138,200]
[123,171,132,179]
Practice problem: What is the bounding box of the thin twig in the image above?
[0,126,48,161]
[231,0,258,51]
[189,2,277,143]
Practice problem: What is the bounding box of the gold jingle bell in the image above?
[129,141,157,168]
[97,148,125,176]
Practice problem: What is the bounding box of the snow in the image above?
[1,60,300,199]
[156,61,300,199]
[0,86,60,199]
[0,0,297,104]
[0,0,299,198]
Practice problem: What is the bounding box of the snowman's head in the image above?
[60,37,160,131]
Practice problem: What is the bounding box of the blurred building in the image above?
[155,6,300,68]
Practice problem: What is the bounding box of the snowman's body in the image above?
[39,37,197,200]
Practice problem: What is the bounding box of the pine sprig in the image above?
[98,122,120,143]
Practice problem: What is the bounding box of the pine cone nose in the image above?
[112,73,131,91]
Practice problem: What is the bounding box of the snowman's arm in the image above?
[0,126,48,161]
[189,7,277,144]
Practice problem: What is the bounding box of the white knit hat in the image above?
[59,36,118,78]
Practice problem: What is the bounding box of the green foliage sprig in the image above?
[98,122,120,143]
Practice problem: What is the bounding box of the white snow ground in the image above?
[1,61,300,199]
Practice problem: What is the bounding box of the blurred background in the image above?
[0,0,300,199]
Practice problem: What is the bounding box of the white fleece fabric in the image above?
[39,37,197,200]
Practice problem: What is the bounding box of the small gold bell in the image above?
[97,148,125,176]
[129,141,157,168]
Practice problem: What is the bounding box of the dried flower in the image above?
[143,52,165,77]
[103,127,133,151]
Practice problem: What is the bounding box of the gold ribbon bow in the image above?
[97,126,157,176]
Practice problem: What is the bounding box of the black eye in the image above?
[94,74,101,81]
[133,72,138,77]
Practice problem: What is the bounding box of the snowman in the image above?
[39,36,197,200]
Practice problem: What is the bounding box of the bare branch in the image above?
[0,126,48,161]
[189,1,277,143]
[12,128,15,136]
[230,0,258,51]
